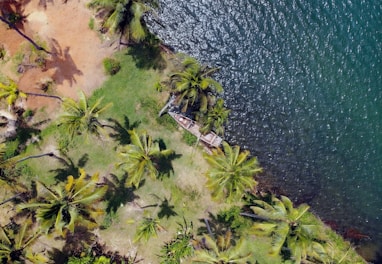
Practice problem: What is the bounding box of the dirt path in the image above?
[1,0,116,113]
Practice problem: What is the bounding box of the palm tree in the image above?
[198,98,230,136]
[116,129,174,188]
[247,195,328,263]
[58,91,112,141]
[324,242,363,264]
[203,141,262,203]
[0,78,27,111]
[88,0,158,43]
[17,169,107,236]
[160,219,194,264]
[193,231,251,264]
[134,217,163,242]
[0,221,47,263]
[169,57,223,114]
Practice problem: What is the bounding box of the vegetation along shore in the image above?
[0,0,372,263]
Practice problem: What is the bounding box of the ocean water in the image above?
[147,0,382,257]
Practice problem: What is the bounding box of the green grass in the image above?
[90,51,162,123]
[88,17,95,30]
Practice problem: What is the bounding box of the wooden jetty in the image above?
[168,111,223,148]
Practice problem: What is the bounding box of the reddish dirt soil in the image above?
[1,0,116,114]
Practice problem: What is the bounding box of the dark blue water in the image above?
[147,0,382,256]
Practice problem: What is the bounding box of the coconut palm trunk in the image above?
[15,152,67,163]
[0,193,22,206]
[0,15,51,54]
[24,92,63,102]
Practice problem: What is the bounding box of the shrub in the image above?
[38,77,55,93]
[156,114,177,131]
[88,17,95,30]
[182,130,197,146]
[68,256,111,264]
[22,109,34,119]
[0,45,6,60]
[217,206,252,233]
[103,57,121,75]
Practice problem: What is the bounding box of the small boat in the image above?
[168,111,223,148]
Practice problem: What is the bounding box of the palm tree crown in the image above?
[203,141,262,203]
[18,169,107,236]
[0,78,27,110]
[248,195,328,263]
[169,57,223,113]
[0,221,46,263]
[58,91,112,140]
[117,129,174,188]
[134,217,163,242]
[88,0,157,42]
[198,98,230,136]
[193,232,251,264]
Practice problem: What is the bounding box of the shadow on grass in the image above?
[197,211,231,238]
[12,114,50,151]
[157,197,177,219]
[107,116,141,145]
[62,226,96,257]
[142,194,177,220]
[50,153,89,182]
[126,35,166,70]
[155,138,182,180]
[48,248,67,264]
[103,173,139,214]
[48,227,95,262]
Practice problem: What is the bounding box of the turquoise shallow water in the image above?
[147,0,382,256]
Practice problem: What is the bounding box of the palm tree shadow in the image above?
[7,107,46,151]
[47,248,68,264]
[45,38,83,86]
[155,138,181,180]
[61,226,96,257]
[197,212,230,237]
[107,116,141,145]
[157,197,177,219]
[103,173,139,214]
[126,35,166,70]
[15,126,41,149]
[50,153,89,182]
